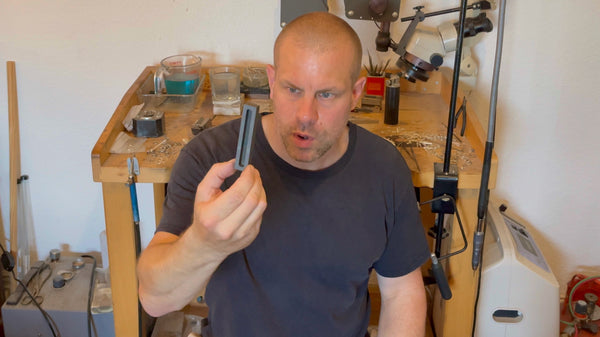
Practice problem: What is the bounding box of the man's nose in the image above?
[296,96,318,124]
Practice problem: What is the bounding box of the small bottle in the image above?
[384,74,400,125]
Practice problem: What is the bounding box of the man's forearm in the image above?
[137,230,227,317]
[376,270,427,337]
[137,161,267,317]
[377,292,426,336]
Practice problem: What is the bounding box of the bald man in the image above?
[137,12,429,337]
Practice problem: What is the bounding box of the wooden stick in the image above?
[7,61,20,264]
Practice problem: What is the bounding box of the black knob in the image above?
[430,54,444,68]
[369,0,388,15]
[53,275,66,288]
[455,13,494,37]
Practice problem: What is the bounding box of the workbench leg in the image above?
[153,183,166,229]
[102,182,139,337]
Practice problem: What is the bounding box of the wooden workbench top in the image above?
[91,66,496,189]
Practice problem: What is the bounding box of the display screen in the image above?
[501,213,550,273]
[518,234,537,257]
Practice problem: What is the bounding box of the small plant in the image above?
[364,51,390,76]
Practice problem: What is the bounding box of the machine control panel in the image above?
[502,214,551,273]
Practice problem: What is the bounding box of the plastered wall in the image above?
[0,0,598,297]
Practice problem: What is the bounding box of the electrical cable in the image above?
[374,19,381,30]
[10,270,62,337]
[567,275,600,319]
[373,19,398,46]
[470,0,507,334]
[20,262,52,305]
[470,237,485,337]
[81,254,98,337]
[0,241,61,336]
[127,156,144,337]
[472,0,507,272]
[556,275,600,336]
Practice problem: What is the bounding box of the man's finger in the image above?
[197,165,263,230]
[210,167,267,236]
[233,176,267,237]
[196,159,236,203]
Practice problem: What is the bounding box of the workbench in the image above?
[91,66,496,337]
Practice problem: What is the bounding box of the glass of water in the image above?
[209,66,241,110]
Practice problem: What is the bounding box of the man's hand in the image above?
[190,159,268,257]
[137,159,267,317]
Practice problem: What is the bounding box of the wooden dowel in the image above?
[7,61,20,263]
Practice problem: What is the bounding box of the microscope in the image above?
[396,11,492,81]
[345,0,493,82]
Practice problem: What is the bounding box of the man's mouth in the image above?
[295,133,310,140]
[292,132,314,147]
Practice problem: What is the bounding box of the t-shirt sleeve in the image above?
[155,147,206,236]
[373,154,430,277]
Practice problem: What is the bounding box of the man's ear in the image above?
[266,64,276,100]
[351,76,367,107]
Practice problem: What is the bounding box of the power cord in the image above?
[81,254,98,337]
[0,242,61,337]
[20,262,52,305]
[471,244,485,337]
[10,269,61,337]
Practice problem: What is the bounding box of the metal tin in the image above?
[133,109,165,138]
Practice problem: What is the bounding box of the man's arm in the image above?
[376,268,427,337]
[137,160,267,317]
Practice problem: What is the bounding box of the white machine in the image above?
[474,200,559,336]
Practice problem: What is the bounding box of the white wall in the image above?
[472,0,600,291]
[1,0,598,295]
[0,0,280,259]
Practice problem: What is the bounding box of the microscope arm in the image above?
[394,11,493,82]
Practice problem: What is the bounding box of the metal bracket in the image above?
[280,0,328,27]
[431,163,459,214]
[393,7,425,57]
[344,0,401,22]
[127,156,140,177]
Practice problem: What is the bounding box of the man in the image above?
[137,11,429,337]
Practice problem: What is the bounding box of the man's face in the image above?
[266,39,365,170]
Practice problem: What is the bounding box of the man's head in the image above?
[274,12,363,84]
[264,12,366,171]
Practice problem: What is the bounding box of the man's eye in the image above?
[287,87,300,95]
[318,92,334,99]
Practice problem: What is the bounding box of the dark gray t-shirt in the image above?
[157,115,429,337]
